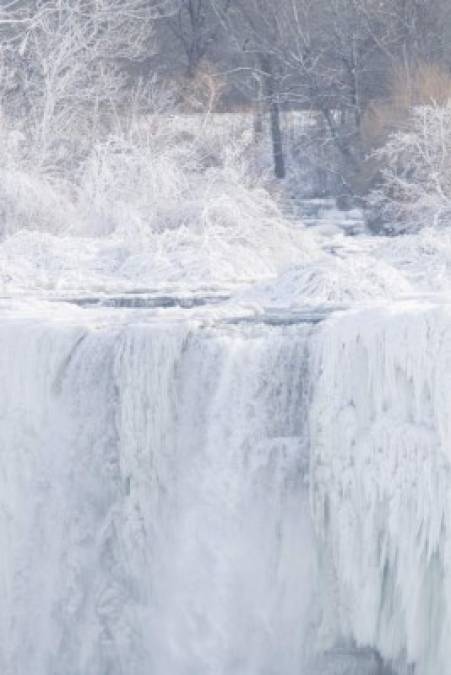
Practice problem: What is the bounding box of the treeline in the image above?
[1,0,451,228]
[152,1,451,192]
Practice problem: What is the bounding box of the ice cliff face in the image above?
[311,304,451,675]
[1,299,450,675]
[0,311,317,675]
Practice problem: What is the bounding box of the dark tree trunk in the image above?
[253,78,264,143]
[260,54,286,179]
[269,93,285,179]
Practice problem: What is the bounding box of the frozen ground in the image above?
[1,199,450,674]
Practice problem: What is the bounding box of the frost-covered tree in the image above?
[214,0,403,186]
[368,103,451,233]
[0,0,160,172]
[158,0,230,78]
[214,0,313,179]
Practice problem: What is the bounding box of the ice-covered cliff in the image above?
[1,290,451,675]
[311,303,451,675]
[0,303,319,675]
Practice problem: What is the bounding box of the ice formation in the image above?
[3,291,449,674]
[311,303,451,674]
[0,304,319,675]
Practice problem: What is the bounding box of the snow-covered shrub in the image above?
[73,118,314,285]
[0,111,314,288]
[0,117,79,238]
[368,102,451,233]
[77,117,261,234]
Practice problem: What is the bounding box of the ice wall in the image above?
[310,304,451,675]
[2,299,447,675]
[0,313,317,675]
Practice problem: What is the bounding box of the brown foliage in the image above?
[359,63,451,192]
[362,63,451,151]
[166,64,226,114]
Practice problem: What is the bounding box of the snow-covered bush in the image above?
[74,118,312,285]
[0,116,78,237]
[0,110,313,288]
[77,118,262,233]
[368,102,451,234]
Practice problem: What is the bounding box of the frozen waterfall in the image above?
[0,310,318,675]
[311,303,451,675]
[1,299,449,674]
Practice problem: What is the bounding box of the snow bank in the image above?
[377,227,451,294]
[238,251,413,308]
[0,221,317,293]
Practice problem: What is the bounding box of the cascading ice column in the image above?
[0,310,319,675]
[116,322,319,675]
[310,305,451,675]
[0,318,128,675]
